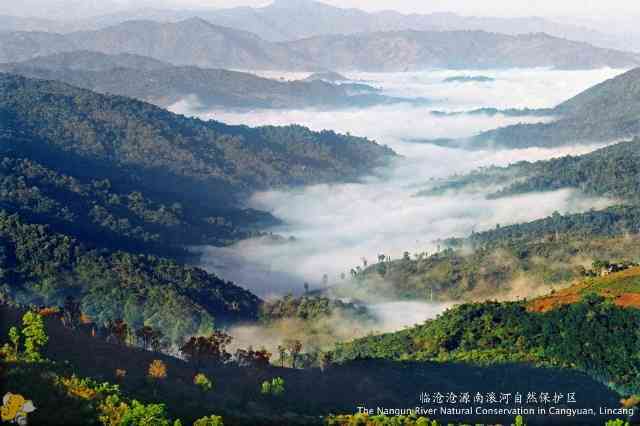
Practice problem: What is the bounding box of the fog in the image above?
[175,69,622,345]
[178,69,618,298]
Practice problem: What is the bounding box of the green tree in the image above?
[22,311,48,361]
[120,400,172,426]
[192,415,224,426]
[260,377,285,397]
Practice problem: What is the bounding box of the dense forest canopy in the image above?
[0,73,395,207]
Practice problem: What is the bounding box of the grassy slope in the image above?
[529,266,640,312]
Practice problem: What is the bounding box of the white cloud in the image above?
[186,69,620,297]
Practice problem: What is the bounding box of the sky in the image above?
[3,0,640,20]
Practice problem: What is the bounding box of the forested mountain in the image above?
[0,73,395,207]
[1,303,623,425]
[333,289,640,394]
[0,211,262,344]
[0,72,397,343]
[470,68,640,148]
[424,138,640,201]
[337,205,640,303]
[283,31,640,71]
[0,52,403,109]
[1,21,639,71]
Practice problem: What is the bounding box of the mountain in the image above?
[470,68,640,148]
[0,31,77,63]
[38,0,637,52]
[0,51,407,109]
[0,73,394,204]
[0,18,312,70]
[2,303,624,425]
[332,284,640,395]
[69,18,312,70]
[0,211,262,344]
[283,31,640,71]
[5,50,171,71]
[2,20,639,72]
[0,72,393,348]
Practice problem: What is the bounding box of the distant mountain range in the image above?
[1,19,638,71]
[0,51,412,109]
[285,30,640,71]
[2,0,638,52]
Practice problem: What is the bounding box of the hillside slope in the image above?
[0,211,262,343]
[333,293,640,395]
[0,52,401,109]
[0,73,395,206]
[284,31,640,71]
[0,304,624,425]
[472,68,640,148]
[2,22,639,71]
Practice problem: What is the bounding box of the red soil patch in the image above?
[615,293,640,308]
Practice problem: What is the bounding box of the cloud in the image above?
[186,69,618,298]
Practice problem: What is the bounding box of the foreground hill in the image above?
[0,212,261,343]
[0,51,403,109]
[1,305,624,425]
[333,286,640,395]
[469,68,640,148]
[1,21,639,71]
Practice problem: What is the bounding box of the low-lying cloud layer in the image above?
[184,69,618,302]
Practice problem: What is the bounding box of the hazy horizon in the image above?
[3,0,640,22]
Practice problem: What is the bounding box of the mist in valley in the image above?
[175,68,623,345]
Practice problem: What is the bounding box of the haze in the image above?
[4,0,640,19]
[182,69,622,298]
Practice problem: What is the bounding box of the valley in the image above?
[1,2,640,425]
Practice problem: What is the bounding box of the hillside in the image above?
[470,68,640,148]
[0,52,403,109]
[1,305,624,425]
[23,0,631,52]
[424,138,640,201]
[283,31,640,71]
[0,18,312,70]
[327,204,640,305]
[2,22,639,72]
[0,211,261,344]
[0,73,395,206]
[528,266,640,312]
[332,293,640,395]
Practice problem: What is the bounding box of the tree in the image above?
[284,339,302,368]
[107,319,129,346]
[180,331,232,368]
[193,415,224,426]
[319,351,333,372]
[136,326,155,351]
[260,377,285,397]
[234,347,271,368]
[147,359,168,397]
[277,345,286,368]
[22,311,48,361]
[61,296,82,330]
[193,373,214,405]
